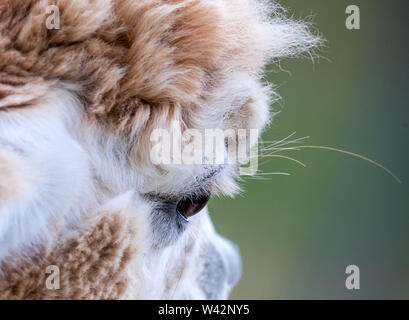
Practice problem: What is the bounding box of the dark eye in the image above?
[176,194,210,221]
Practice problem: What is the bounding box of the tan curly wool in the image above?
[0,0,272,108]
[0,208,140,300]
[0,0,287,163]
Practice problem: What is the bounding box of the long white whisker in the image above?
[269,131,297,148]
[253,172,291,176]
[264,154,307,167]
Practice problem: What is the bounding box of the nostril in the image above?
[176,194,210,221]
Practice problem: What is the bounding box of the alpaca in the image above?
[0,0,319,299]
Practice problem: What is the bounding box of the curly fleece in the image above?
[0,208,140,299]
[0,0,319,159]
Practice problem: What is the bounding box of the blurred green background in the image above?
[209,0,409,299]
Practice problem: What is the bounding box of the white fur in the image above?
[0,90,92,260]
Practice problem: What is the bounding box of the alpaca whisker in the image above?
[264,144,402,184]
[243,176,273,181]
[263,154,307,167]
[249,132,402,184]
[252,172,291,176]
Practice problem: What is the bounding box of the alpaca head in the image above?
[0,0,320,298]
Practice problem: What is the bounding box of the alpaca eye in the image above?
[176,194,210,221]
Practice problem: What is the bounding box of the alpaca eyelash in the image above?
[147,188,211,206]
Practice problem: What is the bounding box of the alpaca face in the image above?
[0,0,319,299]
[0,86,245,298]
